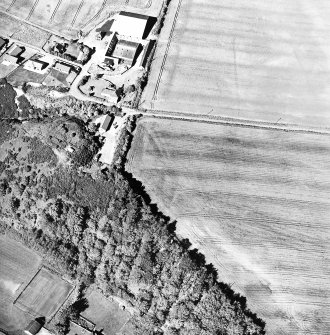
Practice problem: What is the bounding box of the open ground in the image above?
[81,288,131,335]
[15,267,73,320]
[0,236,42,331]
[0,0,163,39]
[142,0,330,128]
[126,117,330,335]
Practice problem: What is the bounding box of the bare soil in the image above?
[143,0,330,128]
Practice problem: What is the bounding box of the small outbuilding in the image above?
[114,11,149,39]
[24,320,42,335]
[99,114,113,133]
[112,40,140,66]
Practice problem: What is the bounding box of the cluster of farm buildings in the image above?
[0,11,154,104]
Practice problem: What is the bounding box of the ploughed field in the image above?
[143,0,330,128]
[0,0,159,39]
[126,117,330,335]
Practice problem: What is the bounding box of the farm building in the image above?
[140,40,156,68]
[7,44,24,57]
[54,63,72,74]
[2,54,19,66]
[113,11,149,39]
[101,88,117,101]
[99,114,113,133]
[105,32,118,58]
[112,40,140,65]
[24,59,48,72]
[24,320,42,335]
[65,43,80,59]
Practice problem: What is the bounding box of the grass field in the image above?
[0,236,42,331]
[15,267,73,319]
[143,0,330,128]
[126,117,330,335]
[0,0,161,39]
[81,289,131,335]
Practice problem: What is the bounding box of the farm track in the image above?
[80,0,107,29]
[71,0,85,27]
[152,0,183,100]
[129,107,330,135]
[48,0,63,23]
[26,0,39,21]
[6,0,17,12]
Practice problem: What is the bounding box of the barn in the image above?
[112,40,140,66]
[113,11,149,39]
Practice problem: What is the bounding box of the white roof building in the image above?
[24,59,48,72]
[113,11,149,39]
[2,54,19,66]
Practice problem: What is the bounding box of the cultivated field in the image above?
[143,0,330,128]
[126,117,330,335]
[0,0,162,39]
[0,11,51,48]
[81,288,131,335]
[0,236,42,331]
[15,267,73,319]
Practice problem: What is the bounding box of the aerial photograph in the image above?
[0,0,329,335]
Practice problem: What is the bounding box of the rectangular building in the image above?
[114,11,149,39]
[24,59,48,72]
[2,54,19,66]
[112,40,140,66]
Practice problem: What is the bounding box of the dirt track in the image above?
[142,0,330,128]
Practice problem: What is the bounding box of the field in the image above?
[0,236,42,331]
[126,117,330,335]
[143,0,330,128]
[0,0,162,39]
[81,289,131,335]
[15,267,73,319]
[0,11,51,49]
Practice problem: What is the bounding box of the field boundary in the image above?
[80,0,108,30]
[136,109,330,135]
[13,266,74,321]
[12,267,42,305]
[152,0,183,100]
